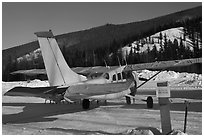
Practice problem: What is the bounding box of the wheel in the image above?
[147,96,153,108]
[126,96,131,105]
[82,99,90,109]
[104,100,107,105]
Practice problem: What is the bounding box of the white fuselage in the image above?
[64,66,135,101]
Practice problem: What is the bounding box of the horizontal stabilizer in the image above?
[4,86,67,98]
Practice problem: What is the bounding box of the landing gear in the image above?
[44,99,52,104]
[104,100,107,105]
[82,99,90,109]
[126,92,136,105]
[126,96,131,105]
[147,96,153,108]
[96,100,100,106]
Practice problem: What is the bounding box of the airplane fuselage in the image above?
[64,66,136,101]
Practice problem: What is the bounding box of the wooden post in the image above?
[157,81,172,135]
[184,100,190,133]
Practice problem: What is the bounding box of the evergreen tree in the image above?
[167,39,173,60]
[173,39,179,59]
[179,36,185,59]
[163,33,168,60]
[158,42,164,61]
[159,32,163,46]
[151,44,158,61]
[147,46,151,62]
[127,47,134,64]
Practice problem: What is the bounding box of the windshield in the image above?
[103,73,110,80]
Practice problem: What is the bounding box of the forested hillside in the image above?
[2,6,202,81]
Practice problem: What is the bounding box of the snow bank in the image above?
[2,79,49,89]
[2,71,201,90]
[138,70,202,88]
[26,79,49,87]
[123,128,154,135]
[138,70,179,80]
[122,128,187,135]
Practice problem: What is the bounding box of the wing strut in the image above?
[136,59,189,89]
[136,70,162,89]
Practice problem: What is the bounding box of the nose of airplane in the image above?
[131,71,139,83]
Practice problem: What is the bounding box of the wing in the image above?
[10,58,201,77]
[10,66,117,78]
[10,69,47,76]
[72,66,119,77]
[4,86,68,99]
[72,58,202,75]
[124,58,201,72]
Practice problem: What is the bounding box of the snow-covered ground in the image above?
[2,70,202,135]
[2,91,202,135]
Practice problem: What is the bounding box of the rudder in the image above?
[34,30,86,86]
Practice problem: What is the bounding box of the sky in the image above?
[2,2,202,50]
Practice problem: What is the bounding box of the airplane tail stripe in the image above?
[47,38,66,85]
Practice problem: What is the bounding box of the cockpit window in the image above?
[90,73,103,79]
[103,73,109,80]
[113,74,116,81]
[122,71,132,79]
[122,72,126,79]
[117,73,121,80]
[127,71,133,79]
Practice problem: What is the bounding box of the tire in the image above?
[126,96,131,105]
[147,96,153,108]
[82,99,90,109]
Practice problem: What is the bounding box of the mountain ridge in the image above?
[2,6,202,81]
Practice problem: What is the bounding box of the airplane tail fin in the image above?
[34,30,86,86]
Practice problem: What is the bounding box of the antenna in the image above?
[124,57,128,66]
[117,56,121,67]
[104,59,110,69]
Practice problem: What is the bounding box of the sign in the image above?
[156,81,170,98]
[157,81,172,134]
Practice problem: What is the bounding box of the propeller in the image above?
[130,71,139,96]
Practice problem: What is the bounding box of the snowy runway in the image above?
[2,89,202,135]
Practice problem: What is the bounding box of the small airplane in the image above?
[4,30,202,109]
